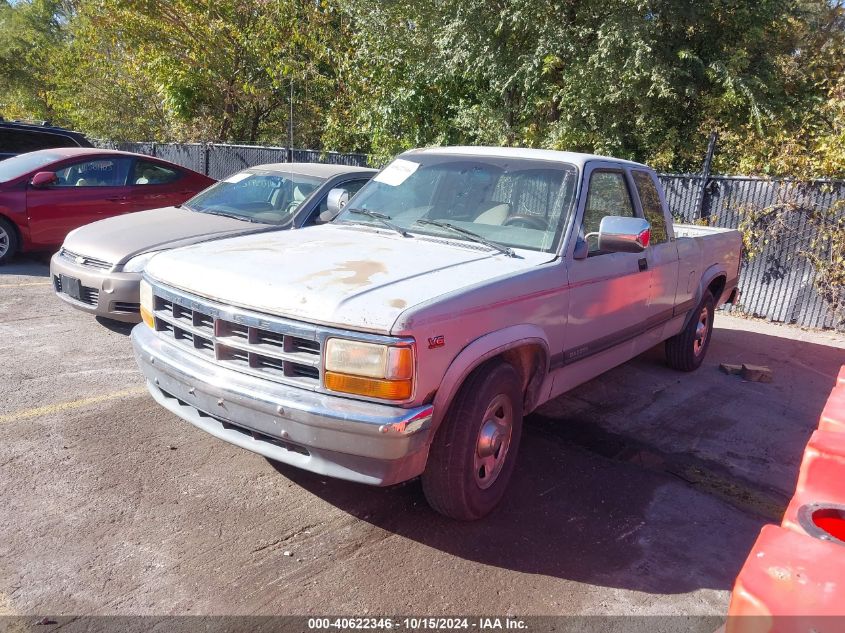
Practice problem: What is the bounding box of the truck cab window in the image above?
[632,170,669,244]
[582,171,635,254]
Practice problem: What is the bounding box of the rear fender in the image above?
[684,264,728,328]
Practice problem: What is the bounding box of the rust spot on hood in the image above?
[389,299,407,309]
[300,260,388,287]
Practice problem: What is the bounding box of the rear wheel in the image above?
[665,291,715,371]
[0,218,19,265]
[421,360,523,520]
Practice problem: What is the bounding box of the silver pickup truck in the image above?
[130,147,741,520]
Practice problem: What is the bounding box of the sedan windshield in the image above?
[184,169,324,224]
[335,154,578,253]
[0,151,64,183]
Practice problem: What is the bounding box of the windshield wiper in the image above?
[346,208,411,237]
[414,219,516,257]
[193,207,261,223]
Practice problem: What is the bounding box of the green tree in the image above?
[326,0,843,173]
[0,0,69,121]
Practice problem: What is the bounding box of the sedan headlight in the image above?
[123,251,161,273]
[324,339,414,400]
[139,279,154,328]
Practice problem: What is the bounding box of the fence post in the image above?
[695,131,718,220]
[151,142,157,158]
[203,143,210,176]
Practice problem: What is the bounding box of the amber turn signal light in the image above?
[140,305,155,329]
[324,371,412,400]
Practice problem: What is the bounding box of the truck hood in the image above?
[63,206,271,266]
[145,224,555,333]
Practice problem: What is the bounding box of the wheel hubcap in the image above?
[693,307,709,356]
[0,227,8,258]
[473,394,513,490]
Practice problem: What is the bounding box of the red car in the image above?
[0,148,215,264]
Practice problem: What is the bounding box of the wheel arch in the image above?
[683,264,726,329]
[0,212,23,253]
[431,325,550,431]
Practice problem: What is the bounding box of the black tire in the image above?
[0,217,19,265]
[665,291,715,372]
[421,360,523,520]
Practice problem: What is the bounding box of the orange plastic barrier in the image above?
[781,430,845,543]
[819,387,845,433]
[726,367,845,629]
[727,525,845,627]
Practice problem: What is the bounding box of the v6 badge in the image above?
[428,335,445,349]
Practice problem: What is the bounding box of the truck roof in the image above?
[404,146,649,169]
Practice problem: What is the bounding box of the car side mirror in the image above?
[30,171,57,188]
[318,187,350,223]
[597,216,651,253]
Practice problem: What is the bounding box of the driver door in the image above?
[26,155,133,247]
[556,163,651,370]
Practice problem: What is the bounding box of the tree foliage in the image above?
[1,0,845,175]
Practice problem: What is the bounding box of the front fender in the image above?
[431,324,551,430]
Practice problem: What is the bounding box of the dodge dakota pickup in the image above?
[131,147,741,520]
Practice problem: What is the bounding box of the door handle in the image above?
[106,196,129,202]
[638,257,648,272]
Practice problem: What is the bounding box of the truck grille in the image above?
[59,248,113,271]
[151,286,323,389]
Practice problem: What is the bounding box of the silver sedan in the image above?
[50,162,375,322]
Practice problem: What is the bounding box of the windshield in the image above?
[0,151,64,183]
[335,154,578,253]
[184,169,324,224]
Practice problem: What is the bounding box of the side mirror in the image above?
[31,171,57,188]
[597,216,650,253]
[319,187,350,223]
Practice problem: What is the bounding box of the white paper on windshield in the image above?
[373,158,419,186]
[224,172,251,183]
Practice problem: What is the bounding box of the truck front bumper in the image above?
[50,252,142,323]
[131,324,435,486]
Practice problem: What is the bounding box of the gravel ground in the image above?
[2,254,842,618]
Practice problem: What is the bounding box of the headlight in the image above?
[123,251,161,273]
[324,339,414,400]
[139,279,154,328]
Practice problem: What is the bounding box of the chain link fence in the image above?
[661,174,845,331]
[93,141,371,179]
[94,140,844,331]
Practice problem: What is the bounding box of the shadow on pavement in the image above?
[96,316,136,336]
[537,322,845,503]
[0,252,51,278]
[271,426,765,594]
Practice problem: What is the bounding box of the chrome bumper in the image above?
[50,253,142,323]
[131,324,434,486]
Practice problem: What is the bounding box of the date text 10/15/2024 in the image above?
[307,618,528,630]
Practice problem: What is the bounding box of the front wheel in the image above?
[665,291,715,371]
[0,218,19,265]
[421,360,523,520]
